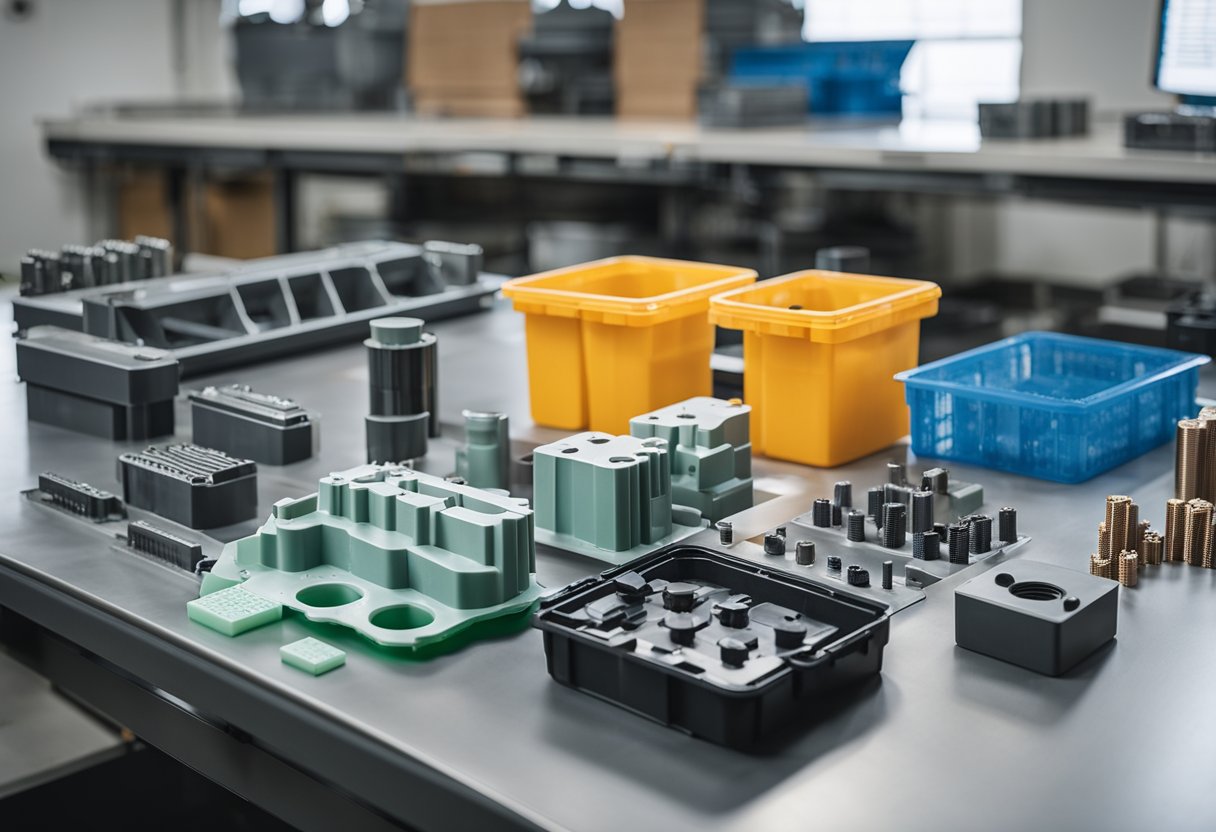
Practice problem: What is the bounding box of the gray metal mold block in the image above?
[629,396,753,524]
[202,463,542,650]
[364,317,437,462]
[16,326,179,440]
[118,444,258,529]
[189,384,317,466]
[955,560,1118,676]
[533,431,708,565]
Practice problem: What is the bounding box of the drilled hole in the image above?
[370,604,434,630]
[296,583,363,608]
[1008,581,1065,601]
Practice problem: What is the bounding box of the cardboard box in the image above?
[615,0,705,120]
[407,0,531,116]
[117,169,174,241]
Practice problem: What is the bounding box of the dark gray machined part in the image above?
[955,560,1117,676]
[365,317,438,462]
[16,326,179,440]
[190,384,316,466]
[118,444,258,529]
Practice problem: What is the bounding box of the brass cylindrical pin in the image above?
[1107,496,1132,557]
[1176,420,1203,501]
[1097,521,1111,561]
[1143,531,1163,566]
[1200,407,1216,501]
[1135,519,1150,566]
[1184,499,1213,566]
[1090,553,1112,580]
[1118,550,1139,587]
[1127,503,1139,552]
[1165,498,1187,562]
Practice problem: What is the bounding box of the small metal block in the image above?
[763,534,786,557]
[662,582,698,612]
[998,507,1018,543]
[827,556,842,571]
[882,561,894,590]
[664,611,709,646]
[717,520,733,545]
[795,540,816,566]
[847,565,871,587]
[846,510,866,542]
[812,499,833,528]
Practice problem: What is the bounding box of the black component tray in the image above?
[535,545,890,749]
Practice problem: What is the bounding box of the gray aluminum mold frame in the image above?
[201,463,542,650]
[532,432,708,566]
[11,240,498,377]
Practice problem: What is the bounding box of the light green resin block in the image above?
[630,396,753,524]
[532,431,707,565]
[202,463,542,651]
[280,637,346,675]
[187,586,283,636]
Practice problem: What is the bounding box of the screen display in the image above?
[1156,0,1216,97]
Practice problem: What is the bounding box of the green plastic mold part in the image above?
[455,410,510,490]
[532,431,707,565]
[187,585,283,636]
[280,637,346,675]
[202,463,542,650]
[629,396,753,524]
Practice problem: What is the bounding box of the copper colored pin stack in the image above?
[1118,551,1139,587]
[1199,407,1216,500]
[1097,521,1112,562]
[1135,519,1150,564]
[1164,498,1187,562]
[1176,419,1204,501]
[1105,496,1133,553]
[1142,531,1164,566]
[1184,499,1213,567]
[1089,553,1112,580]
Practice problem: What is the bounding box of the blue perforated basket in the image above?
[895,332,1209,483]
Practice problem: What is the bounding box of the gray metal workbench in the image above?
[2,293,1215,831]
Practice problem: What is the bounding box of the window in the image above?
[803,0,1022,120]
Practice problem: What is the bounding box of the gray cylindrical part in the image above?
[459,410,510,490]
[763,534,786,556]
[881,561,893,590]
[970,514,993,554]
[795,540,816,566]
[718,520,733,545]
[881,503,907,549]
[998,506,1018,543]
[867,487,884,524]
[815,245,870,273]
[886,462,906,485]
[847,510,866,542]
[812,499,832,528]
[911,490,935,533]
[365,317,437,462]
[947,523,970,564]
[833,481,853,509]
[913,530,940,561]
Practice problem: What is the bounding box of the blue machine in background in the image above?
[729,40,914,116]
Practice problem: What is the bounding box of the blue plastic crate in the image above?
[895,332,1209,483]
[729,40,914,116]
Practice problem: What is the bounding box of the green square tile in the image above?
[280,637,346,675]
[187,586,282,637]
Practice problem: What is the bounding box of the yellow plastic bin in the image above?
[502,256,757,433]
[709,270,941,467]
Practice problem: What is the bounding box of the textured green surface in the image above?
[187,586,282,636]
[280,637,346,675]
[629,396,753,524]
[203,464,543,650]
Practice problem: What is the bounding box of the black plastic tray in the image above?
[535,545,890,749]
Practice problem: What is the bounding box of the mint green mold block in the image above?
[532,431,707,566]
[280,637,346,675]
[187,586,283,636]
[629,396,753,524]
[203,463,543,651]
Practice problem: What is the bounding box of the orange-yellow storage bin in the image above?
[502,256,757,433]
[709,270,941,467]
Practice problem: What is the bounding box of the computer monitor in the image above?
[1155,0,1216,98]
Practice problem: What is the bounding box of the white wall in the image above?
[979,0,1212,286]
[0,0,233,274]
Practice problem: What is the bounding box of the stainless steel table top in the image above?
[2,294,1215,832]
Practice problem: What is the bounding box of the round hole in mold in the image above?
[296,583,364,608]
[588,437,609,444]
[370,604,435,630]
[561,447,578,454]
[609,456,636,464]
[676,413,696,420]
[1008,581,1065,601]
[994,572,1015,587]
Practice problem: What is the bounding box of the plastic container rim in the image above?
[895,330,1210,413]
[501,255,758,320]
[708,270,941,336]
